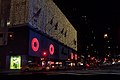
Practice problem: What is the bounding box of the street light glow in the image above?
[7,21,11,26]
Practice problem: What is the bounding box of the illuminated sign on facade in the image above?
[71,53,74,59]
[49,44,54,55]
[31,38,39,52]
[75,54,77,60]
[10,56,21,69]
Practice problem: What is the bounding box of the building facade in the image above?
[9,0,77,50]
[0,0,77,70]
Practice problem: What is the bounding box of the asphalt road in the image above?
[1,69,120,75]
[0,70,120,79]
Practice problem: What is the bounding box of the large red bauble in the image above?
[49,44,54,55]
[31,38,39,52]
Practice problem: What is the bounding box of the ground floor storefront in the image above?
[0,25,78,71]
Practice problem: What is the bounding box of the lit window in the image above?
[92,30,94,33]
[116,46,118,48]
[91,44,93,46]
[87,46,89,48]
[82,16,86,18]
[9,34,13,38]
[108,46,110,49]
[7,21,10,26]
[94,50,96,53]
[88,55,90,57]
[104,34,108,38]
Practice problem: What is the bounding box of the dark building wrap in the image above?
[59,45,69,60]
[41,35,59,60]
[7,26,29,55]
[28,28,59,60]
[0,25,77,70]
[28,29,42,57]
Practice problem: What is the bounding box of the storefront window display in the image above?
[10,56,21,69]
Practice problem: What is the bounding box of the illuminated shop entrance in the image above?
[10,56,21,69]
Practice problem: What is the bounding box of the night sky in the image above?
[53,0,120,27]
[53,0,120,53]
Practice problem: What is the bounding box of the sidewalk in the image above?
[0,69,21,75]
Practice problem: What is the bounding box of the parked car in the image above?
[49,64,65,70]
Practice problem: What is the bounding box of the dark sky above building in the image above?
[53,0,120,29]
[53,0,120,52]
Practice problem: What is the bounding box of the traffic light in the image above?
[43,52,47,56]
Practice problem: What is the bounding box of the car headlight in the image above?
[46,67,50,70]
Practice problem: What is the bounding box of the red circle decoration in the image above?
[49,44,54,55]
[31,38,39,52]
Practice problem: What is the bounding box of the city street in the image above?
[0,69,120,79]
[1,69,120,75]
[1,0,120,80]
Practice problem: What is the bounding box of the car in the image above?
[21,63,43,72]
[49,64,65,71]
